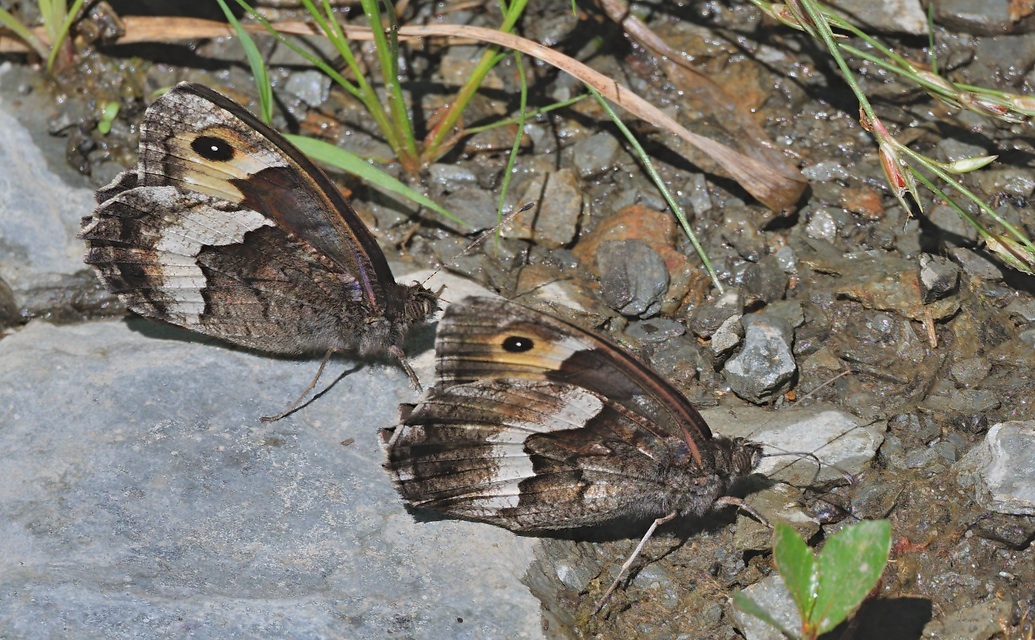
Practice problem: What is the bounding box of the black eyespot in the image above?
[191,135,235,162]
[502,335,534,352]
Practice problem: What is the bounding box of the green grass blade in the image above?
[0,8,48,59]
[285,134,463,226]
[358,0,418,162]
[773,522,819,629]
[494,50,529,242]
[588,87,724,293]
[219,0,273,123]
[43,0,84,72]
[464,94,588,135]
[812,520,891,634]
[424,0,528,161]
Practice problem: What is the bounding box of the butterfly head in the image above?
[401,283,441,323]
[708,436,763,480]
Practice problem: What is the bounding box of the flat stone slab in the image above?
[0,316,544,639]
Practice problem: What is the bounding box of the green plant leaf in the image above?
[731,589,796,639]
[96,100,120,135]
[285,134,464,227]
[773,522,819,628]
[811,519,891,634]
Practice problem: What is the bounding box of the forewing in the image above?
[434,297,713,465]
[129,82,406,316]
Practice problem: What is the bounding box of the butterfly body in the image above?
[383,297,761,532]
[80,83,436,365]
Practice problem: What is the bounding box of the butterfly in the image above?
[381,296,761,532]
[79,82,437,384]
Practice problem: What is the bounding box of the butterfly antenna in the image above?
[593,510,678,615]
[762,447,856,486]
[261,349,336,422]
[418,203,534,289]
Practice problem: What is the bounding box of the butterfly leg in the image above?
[260,349,336,422]
[389,344,423,392]
[714,496,770,527]
[593,510,679,615]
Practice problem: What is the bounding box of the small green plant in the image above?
[96,100,119,134]
[0,0,85,72]
[734,520,892,639]
[225,0,527,174]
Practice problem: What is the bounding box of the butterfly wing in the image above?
[81,83,436,357]
[433,296,713,465]
[386,378,723,531]
[82,183,372,354]
[383,297,757,531]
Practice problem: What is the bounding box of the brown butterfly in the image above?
[381,296,761,532]
[79,82,437,384]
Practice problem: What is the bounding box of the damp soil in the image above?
[4,1,1035,638]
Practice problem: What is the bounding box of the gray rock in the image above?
[929,204,979,244]
[800,161,850,182]
[624,317,684,343]
[0,92,96,318]
[440,186,500,232]
[971,513,1035,549]
[427,162,479,187]
[281,69,331,108]
[735,483,819,552]
[723,314,796,403]
[597,239,669,318]
[0,275,18,327]
[922,388,1001,416]
[571,132,621,178]
[689,289,744,338]
[686,173,713,215]
[933,0,1035,34]
[0,304,544,637]
[827,0,928,35]
[804,207,838,241]
[921,596,1014,640]
[878,433,908,470]
[730,575,800,640]
[976,168,1035,199]
[918,253,960,303]
[937,138,992,168]
[950,356,991,387]
[1005,297,1035,322]
[721,207,766,262]
[931,438,961,463]
[948,246,1005,281]
[955,421,1035,515]
[706,404,886,486]
[503,168,581,248]
[774,245,797,276]
[742,255,788,306]
[765,300,805,329]
[710,314,744,359]
[851,480,902,520]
